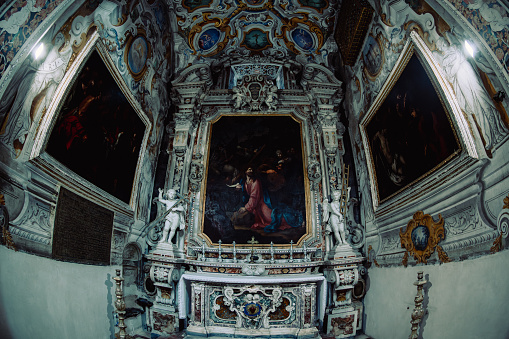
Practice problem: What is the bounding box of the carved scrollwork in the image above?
[150,265,174,285]
[338,269,355,286]
[400,211,447,264]
[307,161,321,191]
[241,264,265,276]
[222,285,284,329]
[348,222,365,249]
[189,154,204,192]
[232,75,278,111]
[492,200,509,253]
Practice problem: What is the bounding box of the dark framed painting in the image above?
[363,52,461,204]
[202,115,307,245]
[45,50,146,204]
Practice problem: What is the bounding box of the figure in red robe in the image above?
[235,168,292,231]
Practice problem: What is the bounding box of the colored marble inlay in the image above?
[0,0,66,80]
[447,0,509,75]
[330,315,355,335]
[269,297,290,320]
[243,302,262,317]
[215,296,237,320]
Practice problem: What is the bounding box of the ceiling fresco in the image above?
[171,0,338,61]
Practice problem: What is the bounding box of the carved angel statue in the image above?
[156,188,187,245]
[323,190,348,246]
[265,80,278,110]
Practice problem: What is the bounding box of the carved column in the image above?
[324,264,361,338]
[147,262,182,336]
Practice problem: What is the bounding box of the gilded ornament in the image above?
[400,211,446,264]
[402,251,408,267]
[503,194,509,209]
[490,233,503,254]
[436,245,451,263]
[367,245,380,267]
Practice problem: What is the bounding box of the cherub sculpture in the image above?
[156,188,186,245]
[323,190,347,246]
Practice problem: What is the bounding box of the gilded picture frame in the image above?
[29,32,151,211]
[200,114,310,246]
[359,33,471,210]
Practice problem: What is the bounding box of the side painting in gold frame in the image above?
[202,115,307,245]
[361,46,461,206]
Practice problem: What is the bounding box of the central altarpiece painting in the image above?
[204,115,307,245]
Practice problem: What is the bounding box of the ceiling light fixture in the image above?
[464,40,475,58]
[34,43,45,59]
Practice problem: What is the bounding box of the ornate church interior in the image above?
[1,0,509,338]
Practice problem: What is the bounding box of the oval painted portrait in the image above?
[128,36,149,75]
[198,28,220,51]
[291,28,314,51]
[362,35,383,76]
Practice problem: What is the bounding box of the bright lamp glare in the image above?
[34,43,45,59]
[465,41,474,58]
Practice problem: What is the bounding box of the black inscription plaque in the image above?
[52,187,114,265]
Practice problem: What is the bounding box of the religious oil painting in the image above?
[45,50,146,204]
[364,54,460,203]
[203,115,307,245]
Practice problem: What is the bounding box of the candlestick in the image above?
[233,241,237,263]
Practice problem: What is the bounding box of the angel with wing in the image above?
[323,190,347,247]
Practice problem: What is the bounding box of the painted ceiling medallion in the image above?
[291,28,314,51]
[175,0,333,61]
[241,29,272,51]
[400,211,448,264]
[198,28,221,51]
[245,0,266,6]
[297,0,329,13]
[125,31,151,81]
[182,0,213,12]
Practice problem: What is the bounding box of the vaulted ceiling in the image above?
[164,0,374,74]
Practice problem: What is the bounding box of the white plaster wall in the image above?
[364,249,509,339]
[0,246,119,339]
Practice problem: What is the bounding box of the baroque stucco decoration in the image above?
[400,211,450,265]
[171,0,337,71]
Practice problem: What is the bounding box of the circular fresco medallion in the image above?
[128,36,149,75]
[242,29,270,51]
[411,225,430,251]
[198,28,220,51]
[292,28,314,51]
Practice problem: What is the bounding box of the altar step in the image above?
[129,329,374,339]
